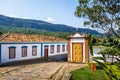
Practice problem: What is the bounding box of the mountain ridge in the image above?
[0,14,101,35]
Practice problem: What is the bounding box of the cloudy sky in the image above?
[0,0,85,28]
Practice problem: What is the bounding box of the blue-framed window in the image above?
[50,45,54,54]
[21,46,27,57]
[62,45,65,52]
[57,45,60,53]
[32,46,37,56]
[9,46,16,59]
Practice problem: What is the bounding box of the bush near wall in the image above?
[95,60,120,80]
[104,65,120,80]
[89,62,120,80]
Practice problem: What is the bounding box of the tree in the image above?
[96,37,120,80]
[75,0,120,79]
[89,34,93,55]
[75,0,120,38]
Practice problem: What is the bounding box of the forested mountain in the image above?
[0,14,101,38]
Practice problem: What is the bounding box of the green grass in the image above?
[70,66,106,80]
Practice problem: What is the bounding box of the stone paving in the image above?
[51,63,87,80]
[0,62,87,80]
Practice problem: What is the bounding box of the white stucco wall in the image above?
[42,43,67,57]
[70,38,85,63]
[0,42,68,63]
[1,44,41,63]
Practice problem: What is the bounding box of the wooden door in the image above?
[72,43,83,63]
[44,46,48,57]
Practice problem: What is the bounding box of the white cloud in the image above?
[5,14,15,17]
[45,17,55,22]
[20,16,29,19]
[4,14,30,19]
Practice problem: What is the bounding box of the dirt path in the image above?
[0,62,87,80]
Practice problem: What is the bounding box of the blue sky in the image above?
[0,0,85,28]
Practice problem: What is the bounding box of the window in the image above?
[32,46,37,56]
[57,45,60,53]
[9,46,16,59]
[62,45,65,52]
[22,46,27,57]
[50,45,54,54]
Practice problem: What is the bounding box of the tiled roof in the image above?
[0,33,67,42]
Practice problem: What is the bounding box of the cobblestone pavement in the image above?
[50,63,87,80]
[0,62,87,80]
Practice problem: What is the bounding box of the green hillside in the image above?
[0,14,102,39]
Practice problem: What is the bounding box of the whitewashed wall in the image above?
[92,46,119,62]
[70,38,85,63]
[105,54,118,62]
[42,43,67,57]
[1,43,41,63]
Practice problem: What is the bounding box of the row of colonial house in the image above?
[0,33,119,64]
[0,42,67,63]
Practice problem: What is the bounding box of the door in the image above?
[44,46,48,57]
[72,43,83,63]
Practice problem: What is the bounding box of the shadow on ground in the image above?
[0,54,67,67]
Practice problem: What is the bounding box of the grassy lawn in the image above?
[70,66,106,80]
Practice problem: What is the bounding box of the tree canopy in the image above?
[75,0,120,37]
[75,1,120,79]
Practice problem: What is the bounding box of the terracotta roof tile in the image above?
[0,33,67,42]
